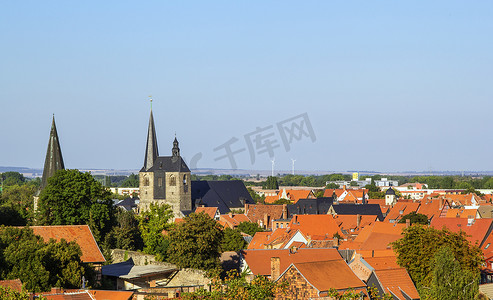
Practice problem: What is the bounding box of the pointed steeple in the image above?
[40,115,65,191]
[143,109,159,170]
[172,136,180,157]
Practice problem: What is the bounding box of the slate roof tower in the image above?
[40,115,65,192]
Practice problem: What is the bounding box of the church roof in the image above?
[40,116,65,192]
[330,203,384,221]
[191,181,255,214]
[143,156,190,172]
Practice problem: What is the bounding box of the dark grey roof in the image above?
[330,203,384,221]
[385,187,396,195]
[143,156,190,173]
[191,181,255,214]
[143,110,159,171]
[287,197,334,217]
[115,198,138,211]
[102,258,177,279]
[39,116,65,193]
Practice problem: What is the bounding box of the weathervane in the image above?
[149,95,153,110]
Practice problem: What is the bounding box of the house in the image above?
[194,206,220,220]
[334,214,378,237]
[324,188,368,203]
[245,204,285,229]
[288,214,344,238]
[191,181,255,214]
[0,279,23,293]
[367,268,420,300]
[328,203,384,221]
[444,208,479,219]
[339,222,407,254]
[349,254,401,282]
[286,197,334,217]
[240,248,342,279]
[220,213,250,229]
[275,260,367,299]
[264,188,315,204]
[30,225,105,264]
[416,197,450,222]
[39,289,134,300]
[385,202,420,223]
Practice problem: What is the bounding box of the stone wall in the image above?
[111,249,176,268]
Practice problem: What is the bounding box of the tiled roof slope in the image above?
[31,225,105,263]
[289,214,343,237]
[242,248,342,276]
[0,279,23,292]
[374,268,420,299]
[430,218,493,247]
[245,204,284,225]
[385,202,420,222]
[290,260,366,291]
[195,207,218,218]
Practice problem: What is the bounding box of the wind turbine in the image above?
[291,159,296,175]
[271,158,275,177]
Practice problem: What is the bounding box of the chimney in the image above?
[439,197,443,209]
[356,214,361,227]
[343,185,347,191]
[229,212,233,218]
[244,203,248,214]
[406,218,410,228]
[282,204,287,219]
[264,213,269,229]
[333,236,339,246]
[271,257,280,280]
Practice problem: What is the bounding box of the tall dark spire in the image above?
[143,109,159,170]
[172,136,180,157]
[40,115,65,191]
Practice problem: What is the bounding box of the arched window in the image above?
[183,175,187,185]
[170,175,176,186]
[144,177,149,186]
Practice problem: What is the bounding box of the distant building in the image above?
[374,178,398,187]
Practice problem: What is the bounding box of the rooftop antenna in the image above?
[291,159,296,175]
[271,158,275,177]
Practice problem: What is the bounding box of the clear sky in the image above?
[1,1,492,173]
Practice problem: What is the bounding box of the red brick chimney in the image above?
[271,257,280,280]
[356,214,361,227]
[264,213,269,229]
[406,218,411,228]
[282,204,287,219]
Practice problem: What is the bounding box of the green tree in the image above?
[325,183,339,189]
[221,228,246,252]
[183,270,283,300]
[0,227,85,292]
[36,169,114,244]
[0,184,36,224]
[0,286,32,300]
[429,246,479,300]
[273,198,291,205]
[237,222,264,236]
[263,176,279,189]
[0,172,26,186]
[103,209,143,256]
[398,212,429,225]
[484,177,493,189]
[120,174,139,187]
[138,203,173,261]
[167,212,223,272]
[247,187,265,204]
[392,225,482,296]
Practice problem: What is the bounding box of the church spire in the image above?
[143,109,159,170]
[40,115,65,191]
[172,136,180,157]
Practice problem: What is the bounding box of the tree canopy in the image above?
[220,228,246,252]
[263,176,279,189]
[398,212,429,225]
[36,169,114,243]
[167,212,223,272]
[392,225,482,296]
[138,203,173,261]
[0,226,85,292]
[237,222,264,236]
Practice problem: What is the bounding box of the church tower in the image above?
[34,115,65,210]
[138,108,192,217]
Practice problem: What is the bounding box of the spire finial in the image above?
[149,95,153,110]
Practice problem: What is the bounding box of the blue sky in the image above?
[1,1,492,172]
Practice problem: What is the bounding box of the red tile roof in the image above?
[334,215,377,232]
[363,256,400,270]
[31,225,105,263]
[444,208,477,218]
[288,214,343,238]
[0,279,23,293]
[430,218,493,247]
[40,289,134,300]
[245,204,284,225]
[385,202,420,222]
[220,214,250,228]
[195,207,219,219]
[354,223,406,251]
[242,248,342,276]
[287,260,366,291]
[374,268,420,299]
[417,198,448,220]
[247,232,271,249]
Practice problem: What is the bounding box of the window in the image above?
[486,243,491,250]
[170,175,176,186]
[183,175,187,185]
[144,177,149,186]
[158,177,163,187]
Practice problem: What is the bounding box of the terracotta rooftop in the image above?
[385,202,420,222]
[0,279,23,293]
[363,256,400,270]
[245,204,284,225]
[444,208,477,218]
[247,232,271,249]
[288,214,343,237]
[242,248,342,276]
[286,260,366,291]
[30,225,105,263]
[353,222,406,251]
[430,218,493,247]
[195,206,219,219]
[334,215,377,232]
[416,198,448,220]
[220,213,250,228]
[40,289,134,300]
[374,268,420,299]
